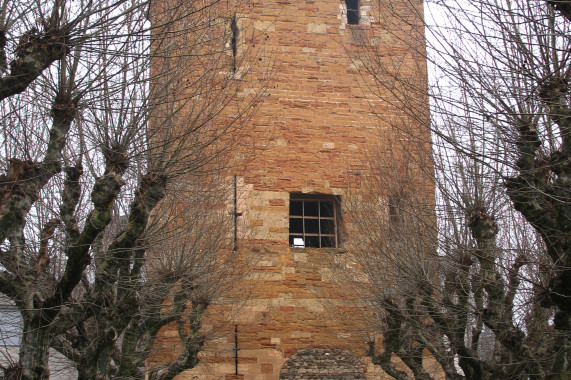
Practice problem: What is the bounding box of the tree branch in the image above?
[546,1,571,23]
[60,164,83,243]
[44,171,125,312]
[37,218,60,275]
[0,92,77,247]
[0,27,70,100]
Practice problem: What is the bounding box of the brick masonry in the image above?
[153,1,432,379]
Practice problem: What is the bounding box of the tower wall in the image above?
[154,1,431,379]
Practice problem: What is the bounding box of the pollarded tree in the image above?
[51,176,249,380]
[341,0,571,378]
[0,0,263,379]
[345,126,555,379]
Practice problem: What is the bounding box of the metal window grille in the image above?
[346,0,360,25]
[289,195,340,248]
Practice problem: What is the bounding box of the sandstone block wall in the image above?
[153,1,431,379]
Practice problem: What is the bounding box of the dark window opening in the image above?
[388,196,403,225]
[230,14,239,72]
[388,195,409,233]
[289,194,340,248]
[346,0,359,25]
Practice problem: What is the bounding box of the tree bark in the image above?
[0,27,69,100]
[19,317,50,380]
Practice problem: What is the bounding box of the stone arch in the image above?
[279,348,366,379]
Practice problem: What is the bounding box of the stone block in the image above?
[253,20,276,31]
[307,23,327,34]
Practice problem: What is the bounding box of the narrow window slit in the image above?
[346,0,359,25]
[230,14,238,72]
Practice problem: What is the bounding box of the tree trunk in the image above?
[19,318,50,380]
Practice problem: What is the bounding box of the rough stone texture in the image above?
[152,1,432,379]
[279,348,365,379]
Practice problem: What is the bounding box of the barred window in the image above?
[346,0,360,25]
[289,194,340,248]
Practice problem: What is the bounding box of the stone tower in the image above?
[156,0,430,379]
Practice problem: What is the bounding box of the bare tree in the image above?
[340,0,571,378]
[0,0,263,379]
